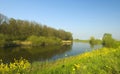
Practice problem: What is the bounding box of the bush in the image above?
[46,37,62,45]
[89,37,102,46]
[27,35,62,46]
[102,33,118,48]
[0,58,31,74]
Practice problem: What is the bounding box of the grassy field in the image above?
[0,46,120,74]
[30,46,120,74]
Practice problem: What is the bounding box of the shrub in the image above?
[102,33,118,48]
[0,58,31,74]
[27,35,62,46]
[89,37,102,46]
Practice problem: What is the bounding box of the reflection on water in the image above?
[0,42,102,63]
[51,42,102,60]
[0,45,72,63]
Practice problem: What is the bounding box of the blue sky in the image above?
[0,0,120,40]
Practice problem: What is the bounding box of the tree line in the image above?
[89,33,120,48]
[0,13,73,47]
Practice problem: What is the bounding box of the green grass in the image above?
[30,46,120,74]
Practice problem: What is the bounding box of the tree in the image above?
[0,13,73,42]
[89,36,102,48]
[89,36,95,45]
[0,34,6,47]
[102,33,116,48]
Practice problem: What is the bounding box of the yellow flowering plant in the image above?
[0,58,31,74]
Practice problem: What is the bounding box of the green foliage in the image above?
[0,34,6,47]
[0,13,72,46]
[89,36,102,46]
[95,39,102,44]
[45,37,62,45]
[0,58,31,74]
[89,33,119,48]
[30,46,120,74]
[27,35,62,46]
[89,37,96,45]
[0,15,72,41]
[102,33,117,48]
[27,35,42,46]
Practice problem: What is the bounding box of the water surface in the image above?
[0,42,102,63]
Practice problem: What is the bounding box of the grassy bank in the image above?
[0,46,120,74]
[31,47,120,74]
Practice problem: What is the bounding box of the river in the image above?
[0,42,102,63]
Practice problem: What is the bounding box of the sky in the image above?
[0,0,120,40]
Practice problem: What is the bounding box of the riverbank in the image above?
[30,46,120,74]
[62,40,72,45]
[2,40,73,47]
[0,46,120,74]
[74,39,89,43]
